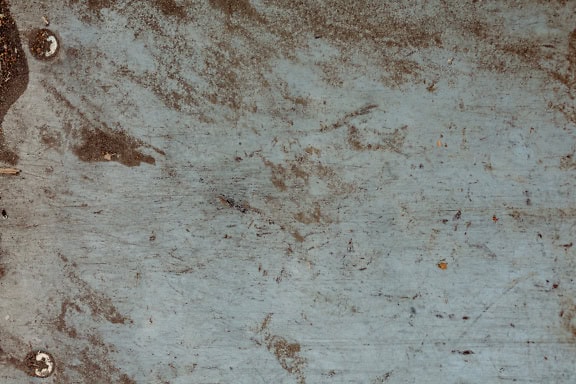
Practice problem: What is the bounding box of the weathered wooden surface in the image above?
[1,0,576,382]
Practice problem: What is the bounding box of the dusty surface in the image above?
[0,0,576,383]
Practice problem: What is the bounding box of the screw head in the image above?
[23,350,55,378]
[28,29,59,60]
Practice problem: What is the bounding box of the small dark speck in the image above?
[452,349,475,355]
[462,316,469,320]
[552,283,559,289]
[453,210,461,221]
[510,323,515,327]
[1,209,7,219]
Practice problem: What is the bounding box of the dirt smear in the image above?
[74,126,155,166]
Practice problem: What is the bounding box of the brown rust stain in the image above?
[202,45,244,110]
[154,0,187,19]
[209,0,263,21]
[304,146,321,156]
[559,298,576,339]
[87,0,112,11]
[48,259,136,383]
[291,231,305,243]
[262,154,354,195]
[66,0,112,12]
[0,1,28,121]
[552,28,576,89]
[56,300,82,338]
[321,104,378,133]
[546,29,576,124]
[259,2,443,85]
[60,262,132,325]
[258,314,307,384]
[294,204,332,225]
[40,126,63,151]
[119,374,138,384]
[269,1,442,48]
[43,82,164,164]
[560,149,576,170]
[347,125,408,153]
[0,0,29,165]
[266,336,305,382]
[74,127,155,167]
[0,134,19,165]
[568,28,576,75]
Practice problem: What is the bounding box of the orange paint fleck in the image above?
[437,261,448,270]
[436,139,442,147]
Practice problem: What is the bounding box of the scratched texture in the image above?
[1,0,576,383]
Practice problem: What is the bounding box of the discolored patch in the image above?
[0,140,19,165]
[560,153,576,170]
[262,154,353,195]
[48,262,136,383]
[294,204,332,225]
[347,125,408,153]
[257,314,307,384]
[40,126,63,151]
[559,298,576,339]
[209,0,263,21]
[87,0,113,12]
[154,0,187,19]
[267,336,305,378]
[74,127,155,167]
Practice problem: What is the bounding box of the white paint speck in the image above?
[46,35,58,57]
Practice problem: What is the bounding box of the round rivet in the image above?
[23,350,55,378]
[28,29,59,60]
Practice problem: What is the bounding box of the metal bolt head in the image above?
[23,350,55,378]
[28,29,59,60]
